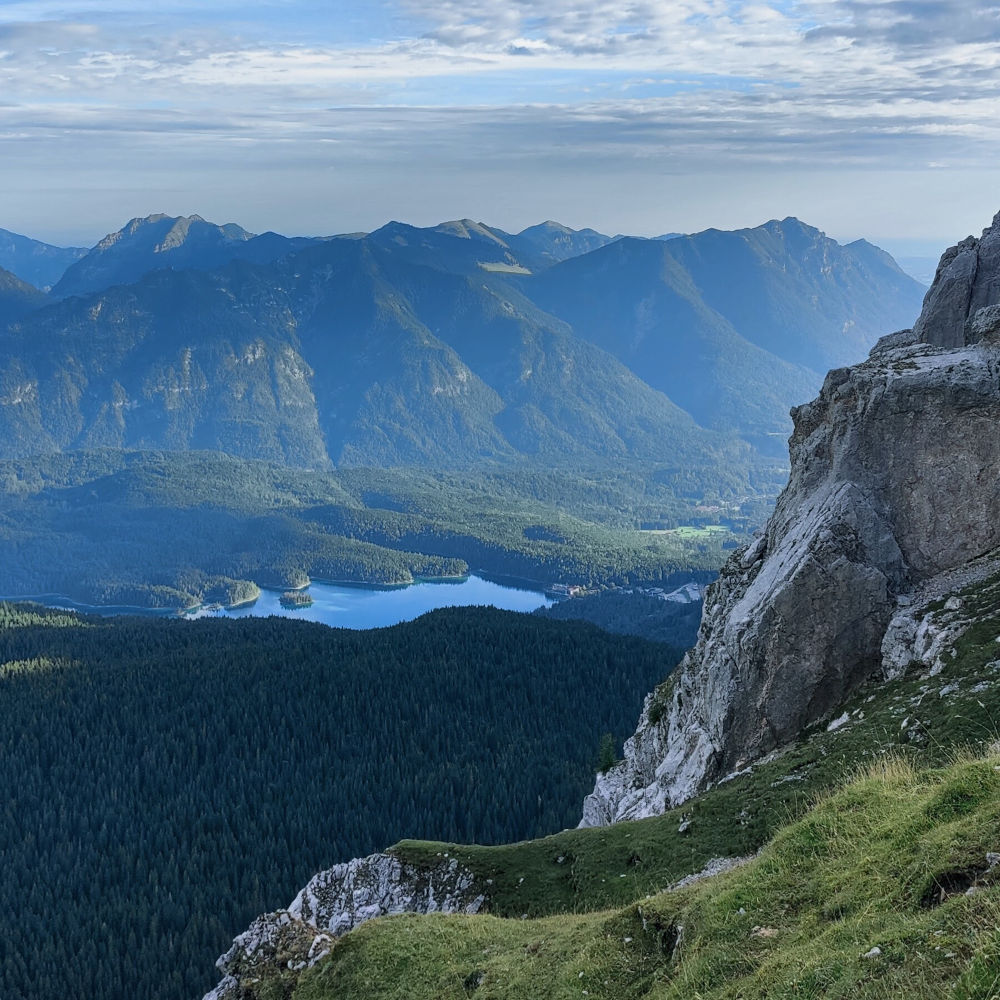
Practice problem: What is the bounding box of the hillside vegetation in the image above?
[0,604,682,1000]
[0,451,759,606]
[220,567,1000,998]
[292,750,1000,1000]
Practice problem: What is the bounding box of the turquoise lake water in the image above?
[183,574,554,629]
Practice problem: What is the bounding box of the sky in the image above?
[3,0,1000,253]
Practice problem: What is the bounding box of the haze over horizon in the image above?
[3,1,1000,253]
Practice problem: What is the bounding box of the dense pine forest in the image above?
[536,589,704,646]
[0,602,680,1000]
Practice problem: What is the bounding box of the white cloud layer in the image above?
[2,1,999,245]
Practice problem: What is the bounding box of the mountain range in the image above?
[0,228,86,291]
[0,213,925,472]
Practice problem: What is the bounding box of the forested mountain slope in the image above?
[0,214,924,470]
[525,218,924,449]
[0,266,46,326]
[0,228,86,289]
[0,604,682,1000]
[0,237,744,471]
[0,451,741,607]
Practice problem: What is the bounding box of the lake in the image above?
[183,574,554,629]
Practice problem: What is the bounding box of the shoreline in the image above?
[9,573,549,623]
[0,571,479,617]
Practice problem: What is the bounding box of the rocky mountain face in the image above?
[0,263,332,467]
[206,852,485,1000]
[913,213,1000,349]
[0,215,924,471]
[581,211,1000,825]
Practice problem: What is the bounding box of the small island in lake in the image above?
[279,590,314,609]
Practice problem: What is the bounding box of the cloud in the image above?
[1,0,997,103]
[804,0,1000,48]
[1,0,999,183]
[3,0,1000,244]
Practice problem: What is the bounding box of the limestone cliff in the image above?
[204,851,484,1000]
[582,211,1000,825]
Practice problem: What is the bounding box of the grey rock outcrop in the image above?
[583,214,1000,825]
[914,210,1000,348]
[204,851,484,1000]
[880,552,1000,680]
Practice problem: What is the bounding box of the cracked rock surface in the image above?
[583,213,1000,825]
[203,852,484,1000]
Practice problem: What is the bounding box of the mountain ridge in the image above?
[50,213,317,300]
[0,227,86,290]
[0,214,925,471]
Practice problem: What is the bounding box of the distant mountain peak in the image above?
[97,214,254,253]
[0,228,87,290]
[759,216,824,240]
[509,221,614,265]
[53,215,284,299]
[518,220,576,236]
[432,219,510,247]
[843,238,910,273]
[100,214,175,248]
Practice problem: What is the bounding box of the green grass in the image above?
[388,584,1000,921]
[292,751,1000,999]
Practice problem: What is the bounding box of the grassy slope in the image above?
[250,570,1000,999]
[296,752,1000,1000]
